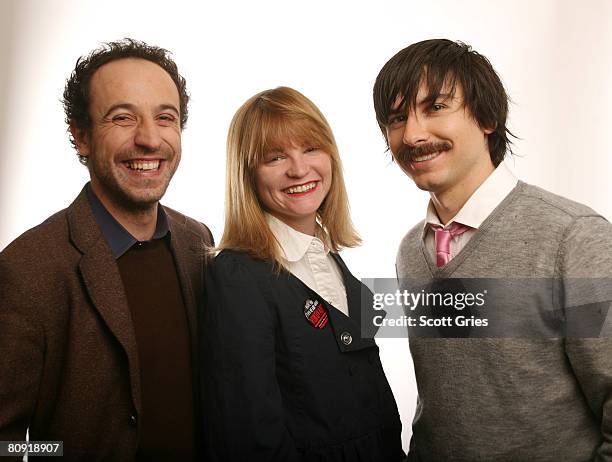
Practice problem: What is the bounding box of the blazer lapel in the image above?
[165,210,202,349]
[67,188,141,414]
[314,253,379,352]
[330,253,364,321]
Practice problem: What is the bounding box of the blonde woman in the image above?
[202,87,403,461]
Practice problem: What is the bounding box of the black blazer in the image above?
[202,249,404,462]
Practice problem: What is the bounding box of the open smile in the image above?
[411,151,442,163]
[122,159,165,175]
[408,150,448,170]
[283,181,319,196]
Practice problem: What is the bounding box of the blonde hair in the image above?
[218,86,361,268]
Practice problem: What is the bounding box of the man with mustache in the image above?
[373,39,612,461]
[0,39,213,461]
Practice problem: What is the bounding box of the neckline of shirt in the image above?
[266,214,329,262]
[424,160,518,233]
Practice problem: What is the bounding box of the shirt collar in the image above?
[425,160,518,230]
[86,183,170,259]
[266,213,328,262]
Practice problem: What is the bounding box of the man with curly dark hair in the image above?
[0,38,213,461]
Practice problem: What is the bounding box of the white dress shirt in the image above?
[424,160,518,261]
[267,214,350,316]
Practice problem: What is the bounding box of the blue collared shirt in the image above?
[86,183,170,259]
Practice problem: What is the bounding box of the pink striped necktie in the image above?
[430,222,471,267]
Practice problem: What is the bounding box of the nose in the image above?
[402,114,429,146]
[286,154,309,178]
[134,117,162,151]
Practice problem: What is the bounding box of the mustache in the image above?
[118,147,171,161]
[394,141,451,163]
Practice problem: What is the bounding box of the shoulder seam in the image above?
[519,184,602,220]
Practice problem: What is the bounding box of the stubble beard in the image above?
[88,148,178,214]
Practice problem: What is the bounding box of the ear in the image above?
[482,122,496,135]
[69,124,91,157]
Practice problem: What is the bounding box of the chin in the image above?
[410,178,438,193]
[410,172,449,194]
[411,182,431,192]
[289,209,319,220]
[118,188,166,210]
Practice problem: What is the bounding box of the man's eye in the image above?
[158,114,177,123]
[388,115,406,127]
[112,114,135,125]
[431,103,445,111]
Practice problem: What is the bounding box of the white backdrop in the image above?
[1,0,611,450]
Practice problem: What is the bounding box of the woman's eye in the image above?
[266,154,284,163]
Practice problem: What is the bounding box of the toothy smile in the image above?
[125,160,161,171]
[412,151,442,162]
[285,182,317,194]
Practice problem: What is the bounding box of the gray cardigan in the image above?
[397,181,612,462]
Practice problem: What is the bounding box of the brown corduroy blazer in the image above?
[0,186,213,461]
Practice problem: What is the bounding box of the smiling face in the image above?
[254,141,332,235]
[72,58,181,212]
[385,81,494,205]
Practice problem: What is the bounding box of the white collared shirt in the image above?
[267,214,349,316]
[424,161,518,261]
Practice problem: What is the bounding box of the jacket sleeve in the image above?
[560,216,612,462]
[202,253,301,462]
[0,253,44,457]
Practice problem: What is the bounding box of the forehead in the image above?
[89,58,179,111]
[261,116,325,149]
[266,135,315,152]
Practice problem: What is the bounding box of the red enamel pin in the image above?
[304,299,328,329]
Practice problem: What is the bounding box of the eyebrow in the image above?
[417,92,452,106]
[157,104,180,115]
[387,97,407,119]
[388,91,455,118]
[103,102,180,118]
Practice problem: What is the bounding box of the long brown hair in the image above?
[219,86,360,268]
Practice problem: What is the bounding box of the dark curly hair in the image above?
[373,39,515,167]
[63,38,189,165]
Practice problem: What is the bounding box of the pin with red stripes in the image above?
[304,299,328,329]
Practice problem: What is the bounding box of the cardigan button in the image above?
[129,414,138,427]
[340,331,352,345]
